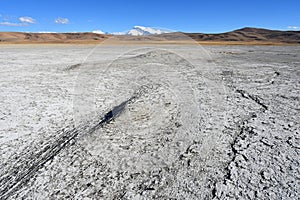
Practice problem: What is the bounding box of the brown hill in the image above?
[0,32,109,44]
[186,27,300,44]
[0,28,299,45]
[109,28,300,45]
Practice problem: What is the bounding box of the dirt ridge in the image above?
[1,27,299,44]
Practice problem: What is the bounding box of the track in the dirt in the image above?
[0,98,131,199]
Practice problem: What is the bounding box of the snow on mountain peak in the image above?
[92,30,105,34]
[93,26,172,36]
[127,26,171,36]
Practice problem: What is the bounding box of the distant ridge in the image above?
[186,27,300,44]
[0,27,299,44]
[0,32,109,44]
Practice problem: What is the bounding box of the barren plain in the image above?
[0,43,299,199]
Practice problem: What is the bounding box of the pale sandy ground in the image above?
[0,44,299,199]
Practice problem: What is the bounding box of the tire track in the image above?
[0,98,133,199]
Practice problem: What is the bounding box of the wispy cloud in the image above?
[288,26,300,29]
[0,21,27,26]
[0,16,36,26]
[19,16,36,24]
[55,17,69,24]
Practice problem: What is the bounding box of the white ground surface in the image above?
[0,44,299,199]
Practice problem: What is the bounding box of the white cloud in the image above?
[92,30,105,34]
[0,21,27,26]
[55,17,69,24]
[0,16,36,26]
[19,16,36,24]
[288,26,300,29]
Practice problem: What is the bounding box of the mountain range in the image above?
[97,26,170,36]
[126,26,170,36]
[0,27,299,44]
[186,27,300,44]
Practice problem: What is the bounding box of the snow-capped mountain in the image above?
[126,26,170,36]
[92,30,105,34]
[92,26,172,36]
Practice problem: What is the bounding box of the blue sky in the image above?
[0,0,299,33]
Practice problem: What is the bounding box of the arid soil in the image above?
[0,44,299,199]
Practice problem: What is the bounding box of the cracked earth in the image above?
[0,44,299,199]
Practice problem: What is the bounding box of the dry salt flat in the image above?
[0,44,299,199]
